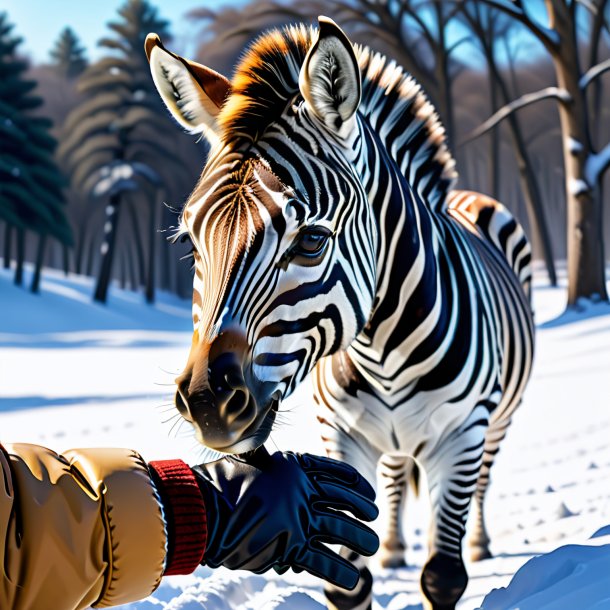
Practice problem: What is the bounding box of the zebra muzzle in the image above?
[175,328,263,449]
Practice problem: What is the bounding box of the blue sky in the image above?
[2,0,240,63]
[3,0,548,69]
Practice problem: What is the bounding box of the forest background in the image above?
[1,0,610,307]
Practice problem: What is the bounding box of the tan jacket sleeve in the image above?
[0,443,167,610]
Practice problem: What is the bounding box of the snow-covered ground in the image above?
[1,264,609,609]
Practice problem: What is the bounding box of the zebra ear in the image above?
[145,33,231,144]
[299,16,361,137]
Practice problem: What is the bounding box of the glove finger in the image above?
[295,543,360,590]
[315,480,379,521]
[313,512,379,557]
[299,455,377,503]
[298,454,370,488]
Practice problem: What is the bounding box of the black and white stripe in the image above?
[153,21,534,610]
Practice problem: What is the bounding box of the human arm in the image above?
[0,442,379,610]
[0,442,166,610]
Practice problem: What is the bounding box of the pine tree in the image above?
[0,12,73,291]
[59,0,192,304]
[49,27,88,79]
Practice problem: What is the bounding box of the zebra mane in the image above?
[217,25,457,212]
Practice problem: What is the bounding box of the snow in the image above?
[92,161,161,198]
[567,137,583,155]
[579,58,610,92]
[479,532,610,610]
[568,177,590,196]
[1,263,609,609]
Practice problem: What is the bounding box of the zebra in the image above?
[146,16,534,610]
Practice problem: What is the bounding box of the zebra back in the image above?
[447,190,533,302]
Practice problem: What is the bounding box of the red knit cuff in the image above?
[149,459,207,575]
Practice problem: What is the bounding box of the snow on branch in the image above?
[580,58,610,90]
[585,142,610,185]
[463,0,560,51]
[460,87,571,146]
[92,161,162,198]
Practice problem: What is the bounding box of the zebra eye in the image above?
[294,226,332,258]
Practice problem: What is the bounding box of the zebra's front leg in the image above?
[319,423,381,610]
[419,407,489,610]
[378,453,415,568]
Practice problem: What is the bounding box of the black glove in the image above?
[193,448,379,590]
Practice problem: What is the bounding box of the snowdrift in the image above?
[1,264,609,609]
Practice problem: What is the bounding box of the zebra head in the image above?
[147,18,376,453]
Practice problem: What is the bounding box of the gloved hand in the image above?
[193,448,379,590]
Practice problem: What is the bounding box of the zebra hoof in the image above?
[420,553,467,610]
[470,544,492,562]
[422,600,459,610]
[325,565,373,610]
[379,541,407,568]
[379,553,407,568]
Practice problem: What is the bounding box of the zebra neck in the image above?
[356,46,457,213]
[347,123,451,396]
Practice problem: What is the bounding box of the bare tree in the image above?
[466,0,609,304]
[459,1,557,285]
[189,1,465,146]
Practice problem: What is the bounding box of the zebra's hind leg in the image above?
[320,423,380,610]
[468,410,515,562]
[419,405,489,610]
[377,453,415,568]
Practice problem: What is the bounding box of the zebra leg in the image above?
[469,404,516,561]
[419,406,489,610]
[377,453,413,568]
[319,423,381,610]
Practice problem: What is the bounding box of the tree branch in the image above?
[574,0,599,15]
[585,141,610,184]
[580,57,610,89]
[462,0,560,53]
[403,6,438,51]
[459,86,572,146]
[447,34,474,55]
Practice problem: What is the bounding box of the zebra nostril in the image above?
[222,389,252,426]
[175,387,189,418]
[224,367,245,390]
[227,389,248,413]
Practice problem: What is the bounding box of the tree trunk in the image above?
[549,1,608,304]
[160,204,173,291]
[511,123,558,286]
[120,249,127,290]
[94,194,121,303]
[146,198,158,304]
[75,214,90,276]
[86,234,96,278]
[62,244,70,275]
[434,4,454,148]
[3,223,12,269]
[488,70,500,198]
[14,228,25,286]
[482,35,557,286]
[586,0,607,149]
[31,233,47,293]
[127,197,146,287]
